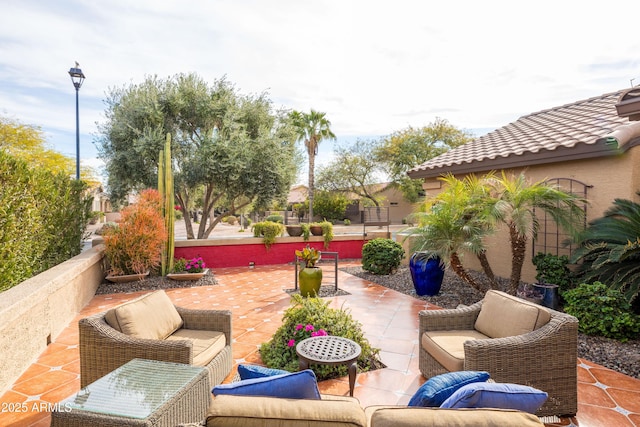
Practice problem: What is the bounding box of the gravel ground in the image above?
[341,265,640,380]
[96,266,640,380]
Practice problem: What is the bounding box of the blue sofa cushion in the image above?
[440,382,548,414]
[237,364,289,380]
[408,371,490,407]
[213,369,321,400]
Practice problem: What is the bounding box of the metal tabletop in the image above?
[296,336,362,396]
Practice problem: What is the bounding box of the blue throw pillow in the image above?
[213,369,321,400]
[407,371,490,407]
[440,382,548,414]
[237,364,290,380]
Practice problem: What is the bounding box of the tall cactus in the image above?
[158,133,175,276]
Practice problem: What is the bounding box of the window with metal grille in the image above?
[532,178,591,259]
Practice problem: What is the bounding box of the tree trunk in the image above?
[176,193,195,240]
[308,150,315,223]
[508,222,528,294]
[450,252,488,293]
[476,250,499,290]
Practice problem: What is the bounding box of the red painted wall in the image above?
[174,239,365,268]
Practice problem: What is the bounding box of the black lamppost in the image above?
[68,62,85,180]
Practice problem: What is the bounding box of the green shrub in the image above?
[252,221,285,249]
[0,153,45,290]
[563,282,640,342]
[532,252,574,295]
[343,219,351,226]
[265,214,284,223]
[0,152,92,291]
[312,191,350,221]
[259,294,383,380]
[362,238,405,275]
[571,196,640,307]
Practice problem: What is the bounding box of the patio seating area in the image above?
[1,262,639,426]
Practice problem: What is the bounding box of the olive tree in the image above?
[375,118,472,203]
[96,73,301,239]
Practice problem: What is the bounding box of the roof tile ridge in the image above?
[518,89,625,121]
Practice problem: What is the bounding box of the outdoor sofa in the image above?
[200,394,545,426]
[79,289,233,388]
[419,289,578,416]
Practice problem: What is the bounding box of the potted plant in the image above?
[252,221,285,249]
[309,223,323,236]
[532,252,572,309]
[167,256,209,281]
[409,251,445,296]
[286,224,304,237]
[103,189,167,282]
[319,220,334,249]
[516,283,544,305]
[295,245,322,297]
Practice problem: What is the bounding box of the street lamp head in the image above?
[68,63,85,90]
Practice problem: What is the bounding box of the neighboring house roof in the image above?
[287,184,308,204]
[408,89,640,179]
[342,182,393,201]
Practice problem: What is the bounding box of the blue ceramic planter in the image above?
[409,253,445,296]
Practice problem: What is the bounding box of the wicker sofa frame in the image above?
[418,301,578,417]
[79,306,233,388]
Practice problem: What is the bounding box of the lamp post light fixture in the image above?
[68,62,85,180]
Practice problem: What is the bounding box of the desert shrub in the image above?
[260,294,383,380]
[265,214,284,223]
[343,219,351,225]
[563,282,640,342]
[103,189,167,275]
[362,238,405,275]
[223,215,237,225]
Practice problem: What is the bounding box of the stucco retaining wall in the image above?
[0,245,105,396]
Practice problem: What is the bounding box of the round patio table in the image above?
[296,336,361,396]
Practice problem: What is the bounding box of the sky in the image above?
[0,0,638,184]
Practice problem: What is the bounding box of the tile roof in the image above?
[408,89,640,178]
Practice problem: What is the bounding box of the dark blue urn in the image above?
[409,252,445,296]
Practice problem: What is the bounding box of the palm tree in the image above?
[407,174,496,293]
[487,172,586,293]
[289,109,336,222]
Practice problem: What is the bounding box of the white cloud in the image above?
[1,0,638,178]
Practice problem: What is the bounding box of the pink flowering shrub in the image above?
[286,323,328,348]
[260,294,383,380]
[173,256,206,273]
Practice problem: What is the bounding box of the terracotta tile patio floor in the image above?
[1,263,639,426]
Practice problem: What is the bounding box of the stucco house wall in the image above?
[410,88,640,284]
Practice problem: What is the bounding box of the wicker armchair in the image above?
[79,305,233,388]
[418,293,578,417]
